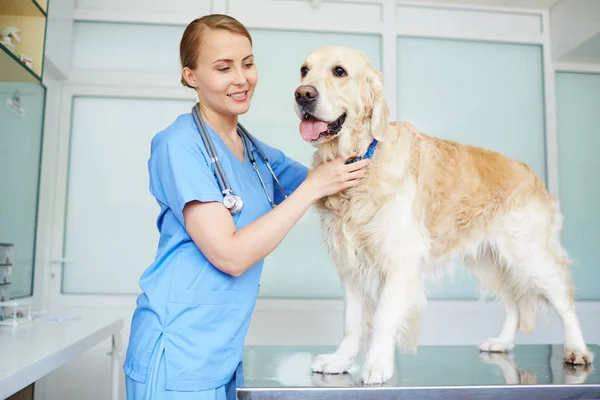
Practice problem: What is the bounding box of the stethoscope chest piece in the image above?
[223,192,243,214]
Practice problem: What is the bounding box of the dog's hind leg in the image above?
[467,255,520,353]
[520,252,593,365]
[311,279,365,374]
[497,208,594,365]
[361,260,426,385]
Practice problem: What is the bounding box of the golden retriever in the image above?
[293,46,594,385]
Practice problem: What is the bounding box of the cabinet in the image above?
[0,0,48,301]
[0,0,47,83]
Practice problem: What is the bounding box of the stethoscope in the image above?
[191,103,288,214]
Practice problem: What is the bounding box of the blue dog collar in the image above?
[345,139,378,164]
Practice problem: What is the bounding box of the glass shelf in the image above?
[0,42,41,83]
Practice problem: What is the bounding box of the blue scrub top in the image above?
[123,113,308,391]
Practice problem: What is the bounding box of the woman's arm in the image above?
[183,156,370,277]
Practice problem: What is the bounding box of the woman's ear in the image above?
[365,68,389,142]
[181,67,197,88]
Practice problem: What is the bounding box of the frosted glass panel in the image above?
[0,82,45,299]
[556,72,600,300]
[396,37,546,299]
[71,22,184,73]
[62,97,194,294]
[239,29,382,298]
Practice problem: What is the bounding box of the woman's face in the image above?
[183,29,258,119]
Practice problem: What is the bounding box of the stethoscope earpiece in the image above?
[191,103,287,215]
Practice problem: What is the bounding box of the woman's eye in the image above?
[218,67,230,72]
[244,63,254,68]
[333,66,346,77]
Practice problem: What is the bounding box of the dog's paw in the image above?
[479,338,514,353]
[563,346,594,365]
[311,354,354,374]
[360,358,394,385]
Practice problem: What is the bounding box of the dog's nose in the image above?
[295,85,318,106]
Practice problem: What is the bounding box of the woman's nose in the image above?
[233,68,247,85]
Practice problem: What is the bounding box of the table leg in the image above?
[111,333,121,400]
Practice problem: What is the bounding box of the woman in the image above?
[123,14,370,399]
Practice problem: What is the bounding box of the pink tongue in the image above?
[299,120,328,142]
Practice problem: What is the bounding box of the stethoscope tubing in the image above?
[192,104,231,194]
[191,103,288,210]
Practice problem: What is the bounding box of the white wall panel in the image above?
[228,0,383,33]
[76,0,211,13]
[44,0,76,79]
[396,4,544,43]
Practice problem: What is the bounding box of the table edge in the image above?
[0,317,124,399]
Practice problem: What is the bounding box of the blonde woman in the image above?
[122,14,370,399]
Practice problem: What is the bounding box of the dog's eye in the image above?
[300,66,308,77]
[333,66,347,77]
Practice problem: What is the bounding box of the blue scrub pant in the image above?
[125,338,239,400]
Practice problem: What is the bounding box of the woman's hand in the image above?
[304,156,371,199]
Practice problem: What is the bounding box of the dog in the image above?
[292,45,594,385]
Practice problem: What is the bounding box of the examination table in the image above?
[237,344,600,399]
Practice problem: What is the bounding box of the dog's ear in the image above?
[365,68,389,141]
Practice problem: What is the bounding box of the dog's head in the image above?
[294,46,389,159]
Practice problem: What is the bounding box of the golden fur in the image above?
[293,46,593,385]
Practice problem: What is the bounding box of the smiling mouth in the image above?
[299,112,347,142]
[228,91,248,100]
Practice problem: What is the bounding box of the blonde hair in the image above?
[179,14,253,88]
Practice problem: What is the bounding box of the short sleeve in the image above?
[253,139,309,205]
[149,138,223,226]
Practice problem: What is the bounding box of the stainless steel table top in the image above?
[237,344,599,399]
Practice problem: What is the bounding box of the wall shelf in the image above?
[0,0,48,83]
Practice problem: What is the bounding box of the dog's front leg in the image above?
[311,280,364,374]
[361,265,426,385]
